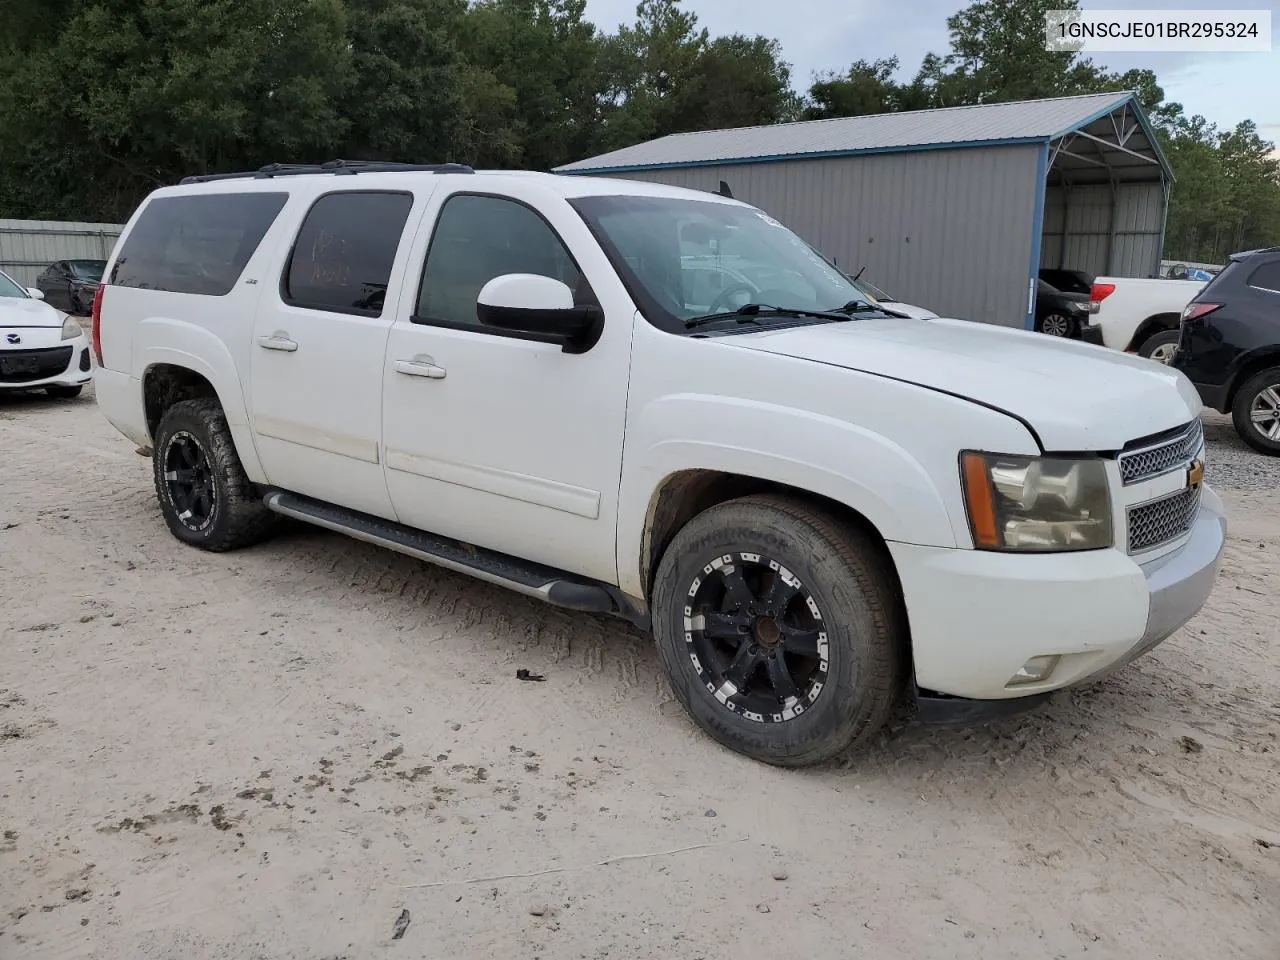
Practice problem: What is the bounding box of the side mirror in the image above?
[476,274,602,353]
[27,287,45,300]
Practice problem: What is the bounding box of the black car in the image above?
[35,259,105,316]
[1038,268,1093,296]
[1034,278,1093,338]
[1172,246,1280,455]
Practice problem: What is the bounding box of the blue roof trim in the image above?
[556,136,1049,175]
[1050,91,1174,183]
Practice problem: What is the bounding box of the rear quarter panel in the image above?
[1094,277,1205,351]
[96,184,304,482]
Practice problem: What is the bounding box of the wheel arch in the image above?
[1225,348,1280,412]
[138,343,266,483]
[636,469,904,605]
[1125,313,1181,353]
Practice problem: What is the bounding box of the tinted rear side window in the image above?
[111,193,288,295]
[1247,261,1280,293]
[282,192,414,317]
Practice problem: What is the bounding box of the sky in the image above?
[583,0,1280,145]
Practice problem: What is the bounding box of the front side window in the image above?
[570,195,872,333]
[415,194,584,327]
[112,192,288,295]
[283,191,414,317]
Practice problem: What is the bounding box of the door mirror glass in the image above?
[476,274,601,352]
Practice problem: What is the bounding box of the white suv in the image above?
[93,161,1226,767]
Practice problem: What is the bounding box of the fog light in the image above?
[1006,655,1061,688]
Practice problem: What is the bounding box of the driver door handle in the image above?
[256,334,298,353]
[394,358,447,380]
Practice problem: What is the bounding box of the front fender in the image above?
[135,319,266,483]
[617,394,958,598]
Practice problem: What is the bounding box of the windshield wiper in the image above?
[833,299,913,320]
[684,302,850,330]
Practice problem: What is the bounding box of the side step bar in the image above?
[262,491,646,626]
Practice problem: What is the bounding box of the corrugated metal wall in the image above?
[589,143,1043,327]
[0,219,124,285]
[1040,182,1163,279]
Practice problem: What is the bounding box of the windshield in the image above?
[0,270,28,298]
[570,195,871,331]
[69,260,105,281]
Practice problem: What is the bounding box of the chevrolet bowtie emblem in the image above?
[1187,459,1205,488]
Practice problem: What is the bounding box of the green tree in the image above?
[805,57,904,119]
[457,0,605,169]
[0,0,352,220]
[337,0,470,165]
[671,34,798,131]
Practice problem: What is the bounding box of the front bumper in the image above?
[889,486,1227,701]
[0,333,93,390]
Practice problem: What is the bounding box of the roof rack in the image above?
[179,160,475,185]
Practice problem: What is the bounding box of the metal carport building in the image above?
[555,92,1174,330]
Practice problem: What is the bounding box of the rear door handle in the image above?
[394,358,447,380]
[256,334,298,353]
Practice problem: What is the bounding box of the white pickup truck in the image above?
[1091,275,1208,362]
[92,162,1226,767]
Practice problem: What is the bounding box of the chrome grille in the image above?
[1127,485,1201,553]
[1118,420,1203,485]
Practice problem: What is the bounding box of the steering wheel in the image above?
[709,283,759,313]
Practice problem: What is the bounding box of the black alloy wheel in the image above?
[162,430,218,533]
[685,553,829,723]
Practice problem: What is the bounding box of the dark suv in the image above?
[36,259,106,316]
[1172,246,1280,455]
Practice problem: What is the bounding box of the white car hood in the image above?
[727,316,1202,451]
[0,297,63,328]
[878,300,938,320]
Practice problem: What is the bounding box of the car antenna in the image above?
[718,180,734,198]
[852,265,867,281]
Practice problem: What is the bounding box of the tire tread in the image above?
[1231,366,1280,456]
[652,493,907,767]
[153,398,279,551]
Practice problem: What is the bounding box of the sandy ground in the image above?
[2,385,1278,960]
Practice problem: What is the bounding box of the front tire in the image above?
[651,494,907,767]
[152,398,280,551]
[45,385,83,399]
[1232,366,1280,456]
[1137,329,1180,364]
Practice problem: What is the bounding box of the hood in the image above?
[878,300,939,320]
[726,316,1201,451]
[0,296,63,328]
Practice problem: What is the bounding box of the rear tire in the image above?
[1231,366,1280,456]
[1036,312,1076,338]
[152,398,280,551]
[1137,329,1180,364]
[45,385,83,399]
[651,494,906,767]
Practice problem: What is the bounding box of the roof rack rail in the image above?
[179,160,475,185]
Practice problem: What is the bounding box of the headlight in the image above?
[960,451,1112,552]
[61,316,83,341]
[1066,301,1086,312]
